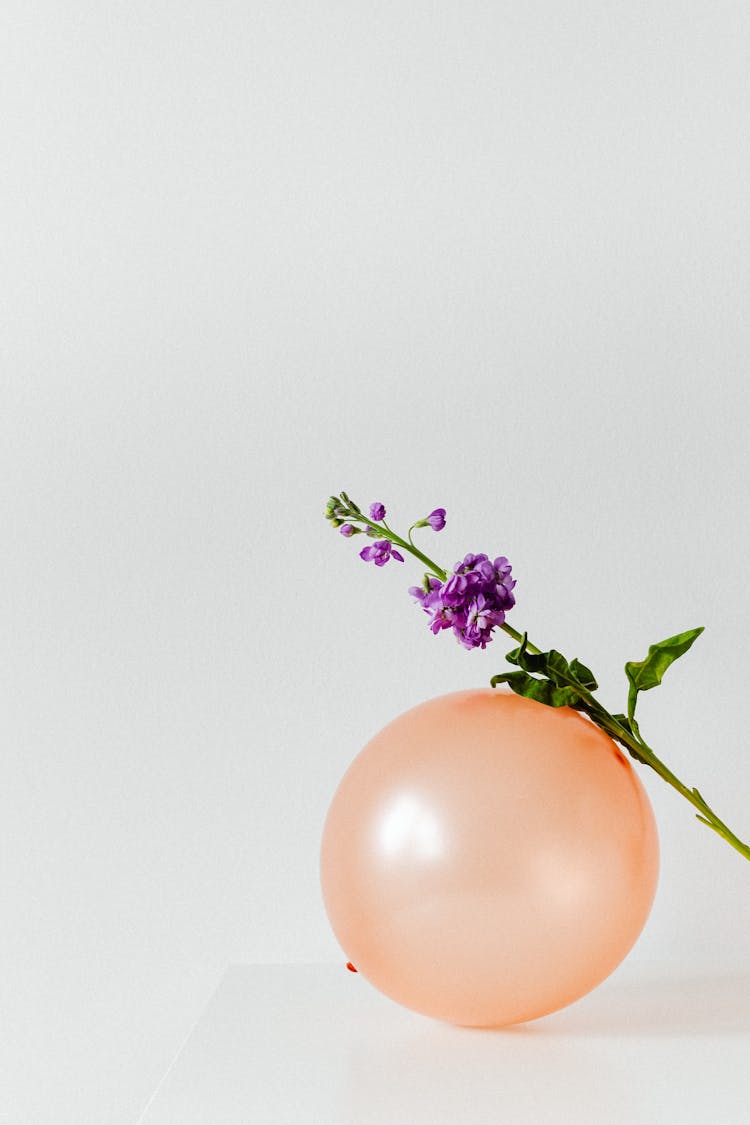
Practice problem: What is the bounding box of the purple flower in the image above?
[369,502,386,522]
[408,576,442,609]
[339,523,355,537]
[410,553,516,649]
[360,539,404,566]
[427,508,446,531]
[441,572,468,602]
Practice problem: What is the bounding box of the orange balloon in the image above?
[320,689,659,1027]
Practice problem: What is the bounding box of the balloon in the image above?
[320,689,659,1027]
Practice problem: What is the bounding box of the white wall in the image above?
[2,3,749,1121]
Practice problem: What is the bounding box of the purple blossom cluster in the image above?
[409,553,516,650]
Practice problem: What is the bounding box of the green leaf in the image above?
[491,670,581,708]
[569,658,598,691]
[625,626,704,721]
[505,635,598,693]
[611,712,634,736]
[625,626,705,693]
[505,634,550,676]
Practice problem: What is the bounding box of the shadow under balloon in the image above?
[515,969,750,1038]
[341,971,750,1124]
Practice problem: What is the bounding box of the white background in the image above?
[1,3,749,1122]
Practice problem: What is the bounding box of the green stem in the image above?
[567,682,750,862]
[501,621,542,655]
[388,531,447,581]
[346,508,448,581]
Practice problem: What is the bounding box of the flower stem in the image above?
[617,723,750,861]
[387,531,447,581]
[345,507,447,581]
[553,674,750,862]
[501,621,542,655]
[496,615,748,859]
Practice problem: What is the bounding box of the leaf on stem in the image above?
[625,626,704,722]
[490,670,582,708]
[492,634,599,709]
[611,713,634,736]
[505,634,599,692]
[568,658,598,691]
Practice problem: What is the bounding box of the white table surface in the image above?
[138,961,750,1124]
